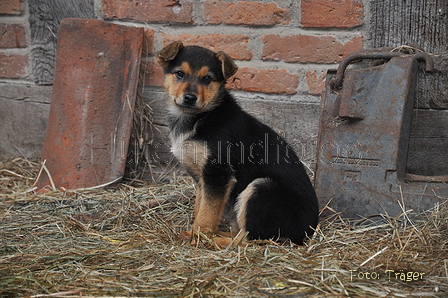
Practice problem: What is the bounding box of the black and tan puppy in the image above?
[157,41,318,247]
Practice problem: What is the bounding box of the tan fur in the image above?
[193,178,236,233]
[164,74,190,108]
[181,62,192,76]
[198,66,210,78]
[234,184,253,232]
[197,82,221,110]
[193,182,203,222]
[179,177,244,249]
[163,74,180,105]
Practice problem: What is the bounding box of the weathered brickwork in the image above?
[0,52,28,79]
[102,0,194,23]
[0,0,22,15]
[1,0,364,96]
[301,0,364,28]
[0,0,365,159]
[227,67,299,95]
[162,34,253,60]
[261,35,363,63]
[202,1,291,26]
[0,24,26,48]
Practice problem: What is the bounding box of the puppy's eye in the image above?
[175,71,184,80]
[202,76,213,85]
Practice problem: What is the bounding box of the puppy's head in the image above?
[157,41,238,114]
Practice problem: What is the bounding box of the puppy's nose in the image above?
[183,94,197,105]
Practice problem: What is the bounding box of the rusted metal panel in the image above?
[37,18,143,190]
[315,49,447,218]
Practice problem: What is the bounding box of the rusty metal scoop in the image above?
[314,48,447,218]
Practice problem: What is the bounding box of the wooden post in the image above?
[28,0,95,85]
[370,0,448,177]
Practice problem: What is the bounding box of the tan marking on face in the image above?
[164,73,189,106]
[181,61,192,76]
[174,82,189,105]
[197,66,221,110]
[163,73,177,99]
[198,66,210,78]
[197,81,221,110]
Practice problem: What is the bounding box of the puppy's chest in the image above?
[171,132,209,177]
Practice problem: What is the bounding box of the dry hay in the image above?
[126,86,157,183]
[1,158,448,297]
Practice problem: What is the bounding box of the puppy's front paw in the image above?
[179,230,193,241]
[214,234,249,249]
[213,237,234,248]
[178,229,212,241]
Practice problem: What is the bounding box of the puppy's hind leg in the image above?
[236,178,318,245]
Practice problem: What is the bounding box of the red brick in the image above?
[102,0,193,23]
[0,52,28,78]
[203,1,290,26]
[140,59,164,86]
[143,29,155,55]
[0,24,27,48]
[227,67,299,95]
[306,70,327,95]
[301,0,363,28]
[0,0,22,15]
[162,34,252,60]
[261,35,363,63]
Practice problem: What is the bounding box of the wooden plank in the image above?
[28,0,94,85]
[407,109,448,176]
[370,0,448,109]
[0,84,52,158]
[409,109,448,138]
[0,99,49,158]
[417,52,448,109]
[407,137,448,176]
[139,89,320,170]
[370,0,448,176]
[370,0,446,53]
[0,83,52,104]
[239,99,319,164]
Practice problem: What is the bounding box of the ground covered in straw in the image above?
[1,158,447,297]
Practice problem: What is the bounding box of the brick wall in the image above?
[0,0,28,79]
[0,0,365,170]
[132,0,364,97]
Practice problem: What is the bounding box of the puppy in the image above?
[157,41,318,246]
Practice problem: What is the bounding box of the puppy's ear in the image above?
[157,41,184,67]
[216,51,238,80]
